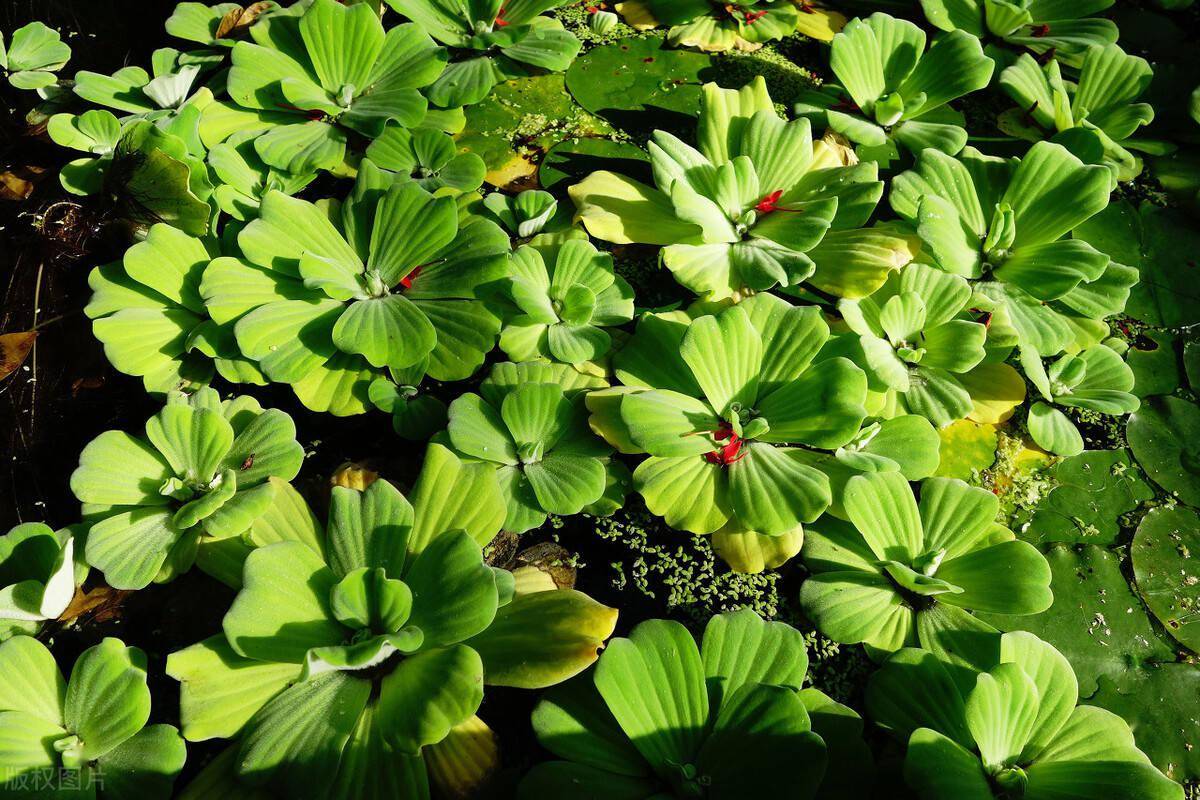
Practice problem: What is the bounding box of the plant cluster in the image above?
[2,0,1193,797]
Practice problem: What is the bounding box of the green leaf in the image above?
[332,294,437,370]
[377,645,483,754]
[406,443,505,555]
[843,471,923,563]
[696,683,826,799]
[525,454,607,516]
[903,728,993,800]
[594,619,709,772]
[0,636,64,723]
[701,607,809,707]
[936,540,1053,615]
[467,589,617,689]
[238,671,371,796]
[755,358,868,448]
[799,570,913,650]
[569,171,701,246]
[680,306,761,418]
[621,390,718,458]
[97,723,187,800]
[64,638,151,761]
[1132,506,1200,653]
[404,530,498,647]
[633,455,731,534]
[85,508,186,591]
[865,647,972,745]
[1002,141,1111,247]
[1027,402,1084,457]
[70,430,173,508]
[728,444,831,535]
[167,635,303,742]
[1128,396,1200,507]
[223,542,345,663]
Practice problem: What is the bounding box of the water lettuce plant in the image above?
[482,189,560,238]
[889,142,1119,357]
[0,524,80,641]
[166,1,277,48]
[200,170,509,415]
[920,0,1119,68]
[500,233,634,366]
[615,0,801,52]
[383,0,581,108]
[217,0,448,173]
[589,293,873,568]
[837,263,989,428]
[0,636,186,798]
[1023,343,1139,457]
[167,446,617,798]
[70,387,303,589]
[73,47,211,123]
[795,13,993,161]
[523,608,846,798]
[866,631,1183,799]
[801,473,1052,654]
[571,78,883,299]
[87,223,264,393]
[0,21,71,90]
[999,44,1155,181]
[446,365,622,532]
[365,125,486,193]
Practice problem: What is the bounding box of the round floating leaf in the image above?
[1127,330,1181,398]
[1087,665,1200,783]
[1133,506,1200,653]
[978,545,1176,696]
[1022,449,1154,546]
[1127,395,1200,507]
[456,75,613,188]
[565,34,715,121]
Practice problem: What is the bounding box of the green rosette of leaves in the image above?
[838,263,989,428]
[1022,343,1139,457]
[890,142,1127,358]
[200,168,509,415]
[0,524,82,642]
[74,47,213,124]
[69,387,304,590]
[365,123,486,192]
[795,13,994,162]
[383,0,580,109]
[571,78,884,300]
[499,232,634,367]
[617,0,801,52]
[920,0,1118,69]
[482,188,560,238]
[590,293,907,572]
[866,632,1183,800]
[523,607,877,798]
[999,44,1155,182]
[446,362,625,533]
[86,223,265,393]
[801,472,1051,655]
[167,445,618,799]
[212,0,448,174]
[207,129,318,221]
[0,636,187,799]
[0,21,70,90]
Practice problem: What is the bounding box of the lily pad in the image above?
[565,34,716,126]
[1087,665,1200,783]
[1127,330,1181,399]
[1127,395,1200,507]
[457,74,614,189]
[1133,505,1200,653]
[1072,201,1200,328]
[539,137,651,192]
[1022,450,1154,546]
[932,420,997,480]
[979,544,1176,695]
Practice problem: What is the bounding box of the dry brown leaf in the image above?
[0,331,37,380]
[0,166,44,201]
[216,2,274,40]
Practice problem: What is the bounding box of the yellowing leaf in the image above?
[0,331,37,380]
